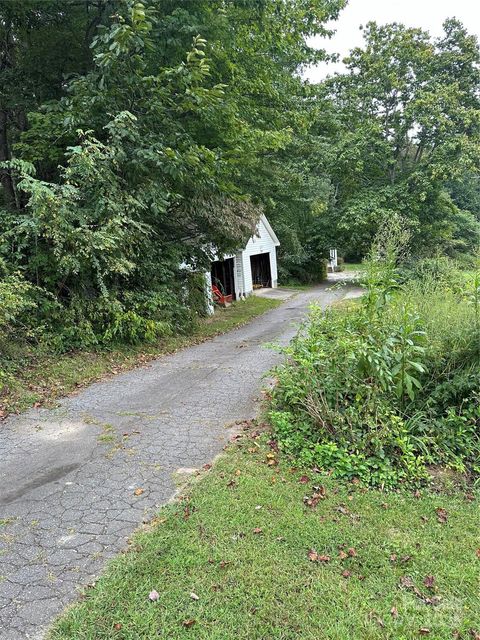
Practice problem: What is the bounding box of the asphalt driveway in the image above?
[0,282,360,639]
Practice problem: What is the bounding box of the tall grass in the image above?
[270,223,479,488]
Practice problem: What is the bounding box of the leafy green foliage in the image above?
[270,225,480,487]
[1,1,479,390]
[318,19,480,259]
[1,0,345,376]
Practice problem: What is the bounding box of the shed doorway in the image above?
[211,257,236,300]
[250,253,272,288]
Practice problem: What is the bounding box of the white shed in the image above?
[208,214,280,308]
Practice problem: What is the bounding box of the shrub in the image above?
[0,267,42,391]
[270,222,480,487]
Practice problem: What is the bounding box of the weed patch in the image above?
[270,221,479,487]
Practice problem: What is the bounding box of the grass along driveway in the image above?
[49,427,479,640]
[0,296,282,418]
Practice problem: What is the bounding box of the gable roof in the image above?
[260,214,280,246]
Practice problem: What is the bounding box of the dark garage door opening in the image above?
[211,257,236,299]
[250,253,272,288]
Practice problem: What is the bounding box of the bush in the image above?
[0,268,41,391]
[270,222,480,487]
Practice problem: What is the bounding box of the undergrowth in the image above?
[270,219,480,488]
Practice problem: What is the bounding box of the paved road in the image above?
[0,283,358,639]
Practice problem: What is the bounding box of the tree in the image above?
[0,1,113,206]
[320,19,480,258]
[1,0,346,348]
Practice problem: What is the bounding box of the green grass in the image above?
[279,281,316,291]
[1,296,281,417]
[49,431,479,640]
[342,262,367,273]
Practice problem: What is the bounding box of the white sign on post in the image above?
[329,248,338,271]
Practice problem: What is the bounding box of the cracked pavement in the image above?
[0,283,359,639]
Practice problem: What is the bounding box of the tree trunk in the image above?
[0,109,17,207]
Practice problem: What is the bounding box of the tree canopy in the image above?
[0,0,479,351]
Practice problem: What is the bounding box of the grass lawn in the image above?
[0,296,281,417]
[342,262,367,273]
[49,428,479,640]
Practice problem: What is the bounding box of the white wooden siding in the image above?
[240,218,278,294]
[207,215,279,303]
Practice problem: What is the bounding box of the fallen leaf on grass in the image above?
[298,475,310,484]
[470,630,480,640]
[303,486,327,508]
[190,592,199,601]
[341,570,351,578]
[419,628,430,635]
[399,576,441,606]
[114,623,122,630]
[390,606,398,619]
[423,575,435,589]
[338,550,348,560]
[252,527,263,535]
[436,507,448,523]
[347,547,357,557]
[134,488,144,496]
[368,611,385,628]
[149,590,159,601]
[182,619,196,628]
[308,549,330,563]
[476,549,480,559]
[335,504,351,516]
